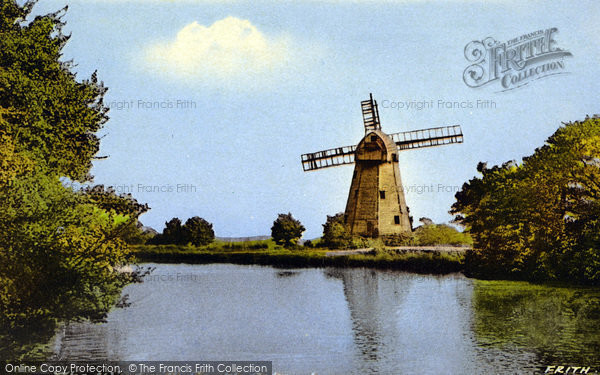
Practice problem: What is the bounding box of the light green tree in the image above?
[321,213,352,249]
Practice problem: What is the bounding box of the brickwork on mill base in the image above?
[344,130,412,237]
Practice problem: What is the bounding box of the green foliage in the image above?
[414,224,472,246]
[321,213,352,249]
[452,117,600,284]
[343,236,385,250]
[0,162,148,358]
[271,212,305,248]
[118,220,155,245]
[0,2,108,181]
[319,214,471,249]
[381,232,416,246]
[0,1,150,358]
[182,216,215,246]
[133,243,463,274]
[150,217,184,245]
[150,216,215,246]
[136,239,274,254]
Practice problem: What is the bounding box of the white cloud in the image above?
[143,17,292,86]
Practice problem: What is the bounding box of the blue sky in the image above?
[31,0,599,238]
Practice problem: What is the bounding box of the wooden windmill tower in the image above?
[301,94,463,237]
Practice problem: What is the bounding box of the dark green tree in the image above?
[163,217,184,244]
[182,216,215,246]
[451,117,600,284]
[0,1,108,181]
[271,212,305,248]
[321,213,351,249]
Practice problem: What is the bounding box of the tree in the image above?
[0,1,149,357]
[451,117,600,284]
[0,163,148,357]
[163,217,184,244]
[271,213,305,248]
[120,220,156,245]
[182,216,215,246]
[0,2,108,181]
[321,213,351,249]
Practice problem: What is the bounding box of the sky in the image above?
[29,0,600,239]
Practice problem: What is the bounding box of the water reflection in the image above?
[325,268,497,374]
[325,268,410,365]
[472,280,600,365]
[51,321,113,360]
[4,264,598,374]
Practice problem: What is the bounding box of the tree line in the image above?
[150,217,215,246]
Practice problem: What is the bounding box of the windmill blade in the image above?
[389,125,463,151]
[361,93,381,133]
[301,144,357,171]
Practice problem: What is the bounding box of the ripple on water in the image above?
[44,264,599,374]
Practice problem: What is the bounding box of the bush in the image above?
[382,232,416,246]
[321,213,352,249]
[414,224,472,246]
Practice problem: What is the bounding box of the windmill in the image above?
[301,94,463,237]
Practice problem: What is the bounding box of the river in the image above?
[48,264,600,374]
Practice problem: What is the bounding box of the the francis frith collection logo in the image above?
[463,27,572,92]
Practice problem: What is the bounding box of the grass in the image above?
[131,240,464,274]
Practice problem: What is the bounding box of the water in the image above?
[48,264,599,374]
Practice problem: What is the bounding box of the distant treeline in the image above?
[144,212,471,250]
[148,217,215,246]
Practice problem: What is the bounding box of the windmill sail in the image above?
[300,94,464,238]
[361,93,380,133]
[389,125,463,150]
[301,125,463,171]
[301,145,357,171]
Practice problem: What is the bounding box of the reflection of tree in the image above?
[325,268,412,366]
[50,321,113,361]
[472,280,600,364]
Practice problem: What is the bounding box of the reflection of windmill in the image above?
[324,268,413,370]
[301,94,463,237]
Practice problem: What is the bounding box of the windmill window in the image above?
[392,153,398,162]
[394,216,400,224]
[355,189,359,197]
[379,190,386,199]
[370,135,377,142]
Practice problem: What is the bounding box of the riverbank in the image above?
[132,243,466,274]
